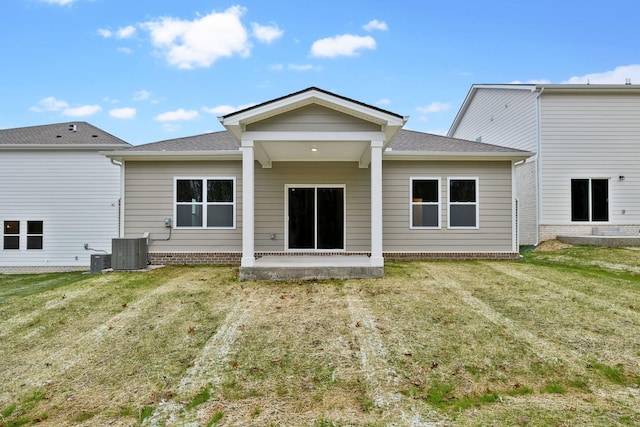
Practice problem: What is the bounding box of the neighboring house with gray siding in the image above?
[105,87,530,278]
[449,84,640,245]
[0,122,130,272]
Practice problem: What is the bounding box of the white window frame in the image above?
[26,220,44,250]
[174,177,236,229]
[409,177,441,229]
[284,184,347,252]
[447,177,479,229]
[3,220,20,250]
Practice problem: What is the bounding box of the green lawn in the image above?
[0,245,639,426]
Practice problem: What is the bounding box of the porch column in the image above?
[370,140,384,266]
[241,140,255,267]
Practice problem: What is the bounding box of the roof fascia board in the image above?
[242,131,387,142]
[0,144,131,151]
[103,150,242,161]
[383,151,534,161]
[221,89,406,127]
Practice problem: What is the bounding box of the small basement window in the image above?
[27,221,44,250]
[3,221,20,250]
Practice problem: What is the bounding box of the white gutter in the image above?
[383,151,534,162]
[110,158,125,238]
[534,86,544,246]
[102,150,242,161]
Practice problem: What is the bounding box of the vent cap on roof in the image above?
[69,124,77,132]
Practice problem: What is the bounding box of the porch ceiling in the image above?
[255,140,370,165]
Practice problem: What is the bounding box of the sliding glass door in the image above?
[287,186,344,250]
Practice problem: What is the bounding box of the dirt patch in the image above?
[533,239,574,252]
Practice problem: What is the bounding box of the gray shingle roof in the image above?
[121,131,239,152]
[388,129,527,153]
[0,122,130,147]
[114,129,528,156]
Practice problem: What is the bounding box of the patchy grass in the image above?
[1,245,640,425]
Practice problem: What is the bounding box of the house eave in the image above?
[0,144,130,151]
[103,150,242,161]
[383,151,534,161]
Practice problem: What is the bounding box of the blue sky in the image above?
[1,0,639,145]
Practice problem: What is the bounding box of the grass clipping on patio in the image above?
[1,245,640,426]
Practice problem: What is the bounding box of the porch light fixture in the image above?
[310,147,318,152]
[619,175,625,181]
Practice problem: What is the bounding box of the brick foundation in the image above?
[149,251,520,266]
[540,224,640,242]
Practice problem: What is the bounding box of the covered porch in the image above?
[218,87,407,281]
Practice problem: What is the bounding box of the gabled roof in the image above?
[105,129,532,162]
[448,83,640,136]
[222,86,406,121]
[219,86,408,144]
[0,122,130,150]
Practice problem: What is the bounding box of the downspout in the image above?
[110,158,124,238]
[534,87,544,246]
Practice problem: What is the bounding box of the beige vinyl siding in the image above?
[254,162,371,251]
[0,151,120,267]
[246,104,381,132]
[383,161,514,252]
[452,88,538,152]
[124,161,243,251]
[539,93,640,225]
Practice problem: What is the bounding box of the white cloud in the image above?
[510,79,551,84]
[562,64,640,84]
[270,63,284,71]
[62,105,102,117]
[416,102,450,114]
[117,25,136,39]
[311,34,376,58]
[133,90,151,101]
[117,47,133,55]
[288,64,317,71]
[140,6,251,69]
[156,109,199,121]
[376,98,391,106]
[363,19,388,31]
[203,103,255,116]
[97,28,112,38]
[251,22,283,44]
[40,0,75,5]
[109,107,136,119]
[30,97,69,112]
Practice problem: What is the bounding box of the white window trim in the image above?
[570,177,610,223]
[409,177,441,229]
[3,220,21,251]
[447,177,479,230]
[26,220,44,250]
[284,184,347,252]
[174,177,236,229]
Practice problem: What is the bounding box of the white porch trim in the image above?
[370,140,384,267]
[241,141,255,267]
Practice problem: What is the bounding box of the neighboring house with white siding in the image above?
[0,122,130,272]
[448,84,640,245]
[104,87,531,279]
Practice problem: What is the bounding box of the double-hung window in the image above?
[2,221,43,250]
[27,221,44,249]
[175,178,235,228]
[448,178,479,228]
[3,221,20,250]
[571,178,608,222]
[410,178,440,228]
